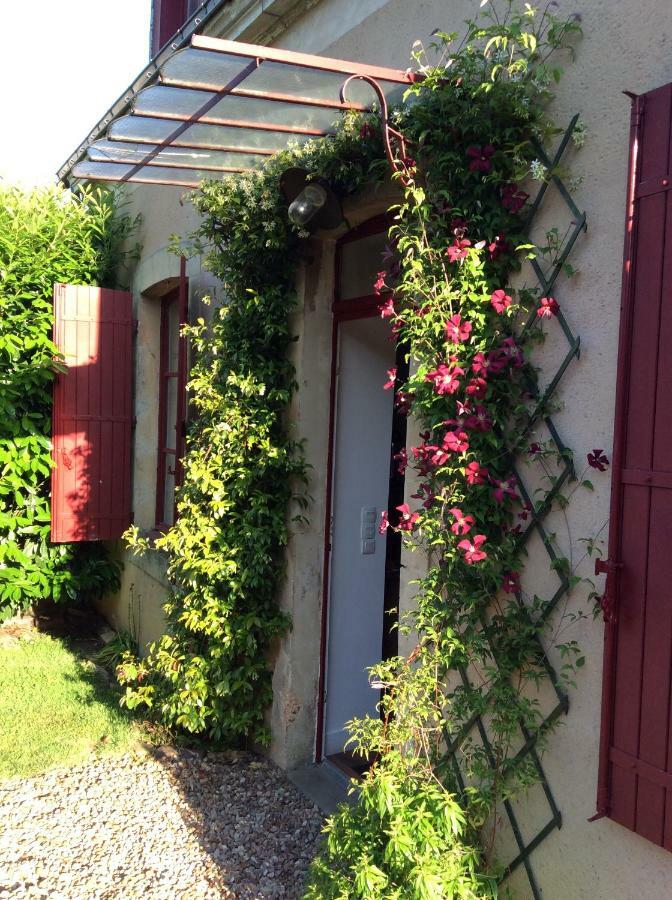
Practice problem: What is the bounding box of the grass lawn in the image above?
[0,632,141,780]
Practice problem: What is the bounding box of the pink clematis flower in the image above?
[449,507,475,536]
[379,297,395,318]
[446,238,472,263]
[490,289,512,314]
[465,461,488,485]
[425,363,464,396]
[537,296,560,318]
[443,429,470,454]
[458,534,488,564]
[467,144,495,173]
[383,367,397,390]
[445,314,472,344]
[373,271,387,295]
[396,503,420,532]
[587,449,609,471]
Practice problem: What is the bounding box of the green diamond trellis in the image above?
[438,116,587,900]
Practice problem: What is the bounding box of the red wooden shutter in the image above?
[51,284,134,543]
[151,0,187,57]
[597,83,672,848]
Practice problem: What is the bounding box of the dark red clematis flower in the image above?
[443,429,470,454]
[445,314,473,344]
[502,571,521,594]
[490,289,512,314]
[379,510,389,534]
[359,122,377,141]
[394,391,413,415]
[528,442,542,455]
[449,507,475,536]
[379,297,395,318]
[466,376,488,399]
[489,337,523,371]
[587,449,609,471]
[396,503,420,531]
[467,144,495,173]
[425,363,464,395]
[488,233,511,260]
[491,476,518,504]
[451,217,468,238]
[501,183,529,213]
[458,534,488,564]
[465,461,488,485]
[518,501,533,521]
[383,367,397,390]
[394,447,408,475]
[537,296,559,318]
[411,482,437,509]
[464,405,492,432]
[471,352,492,377]
[446,238,472,263]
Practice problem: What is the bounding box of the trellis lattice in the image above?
[439,116,587,900]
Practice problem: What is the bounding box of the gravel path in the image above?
[0,747,324,899]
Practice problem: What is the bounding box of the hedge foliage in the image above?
[0,185,138,619]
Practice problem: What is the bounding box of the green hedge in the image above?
[0,185,138,620]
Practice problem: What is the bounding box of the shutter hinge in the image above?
[595,558,622,625]
[133,319,139,335]
[131,416,137,429]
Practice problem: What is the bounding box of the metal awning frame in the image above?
[62,29,417,190]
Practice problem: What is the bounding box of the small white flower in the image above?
[571,121,587,149]
[530,159,548,181]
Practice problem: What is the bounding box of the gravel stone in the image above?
[0,750,324,899]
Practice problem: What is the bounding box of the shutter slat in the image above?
[51,284,133,542]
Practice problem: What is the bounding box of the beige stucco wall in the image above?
[97,0,672,895]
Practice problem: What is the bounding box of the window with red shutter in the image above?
[597,82,672,848]
[51,285,133,543]
[155,269,188,528]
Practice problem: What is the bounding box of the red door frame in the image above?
[595,94,644,818]
[314,214,392,761]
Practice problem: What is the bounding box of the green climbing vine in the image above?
[119,118,388,742]
[119,1,602,893]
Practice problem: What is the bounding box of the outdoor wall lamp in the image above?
[279,167,343,231]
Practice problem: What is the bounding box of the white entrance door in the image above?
[323,315,395,756]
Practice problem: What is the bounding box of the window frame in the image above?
[155,273,188,530]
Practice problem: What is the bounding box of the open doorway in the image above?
[318,217,405,775]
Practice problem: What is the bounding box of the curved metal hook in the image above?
[339,73,413,186]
